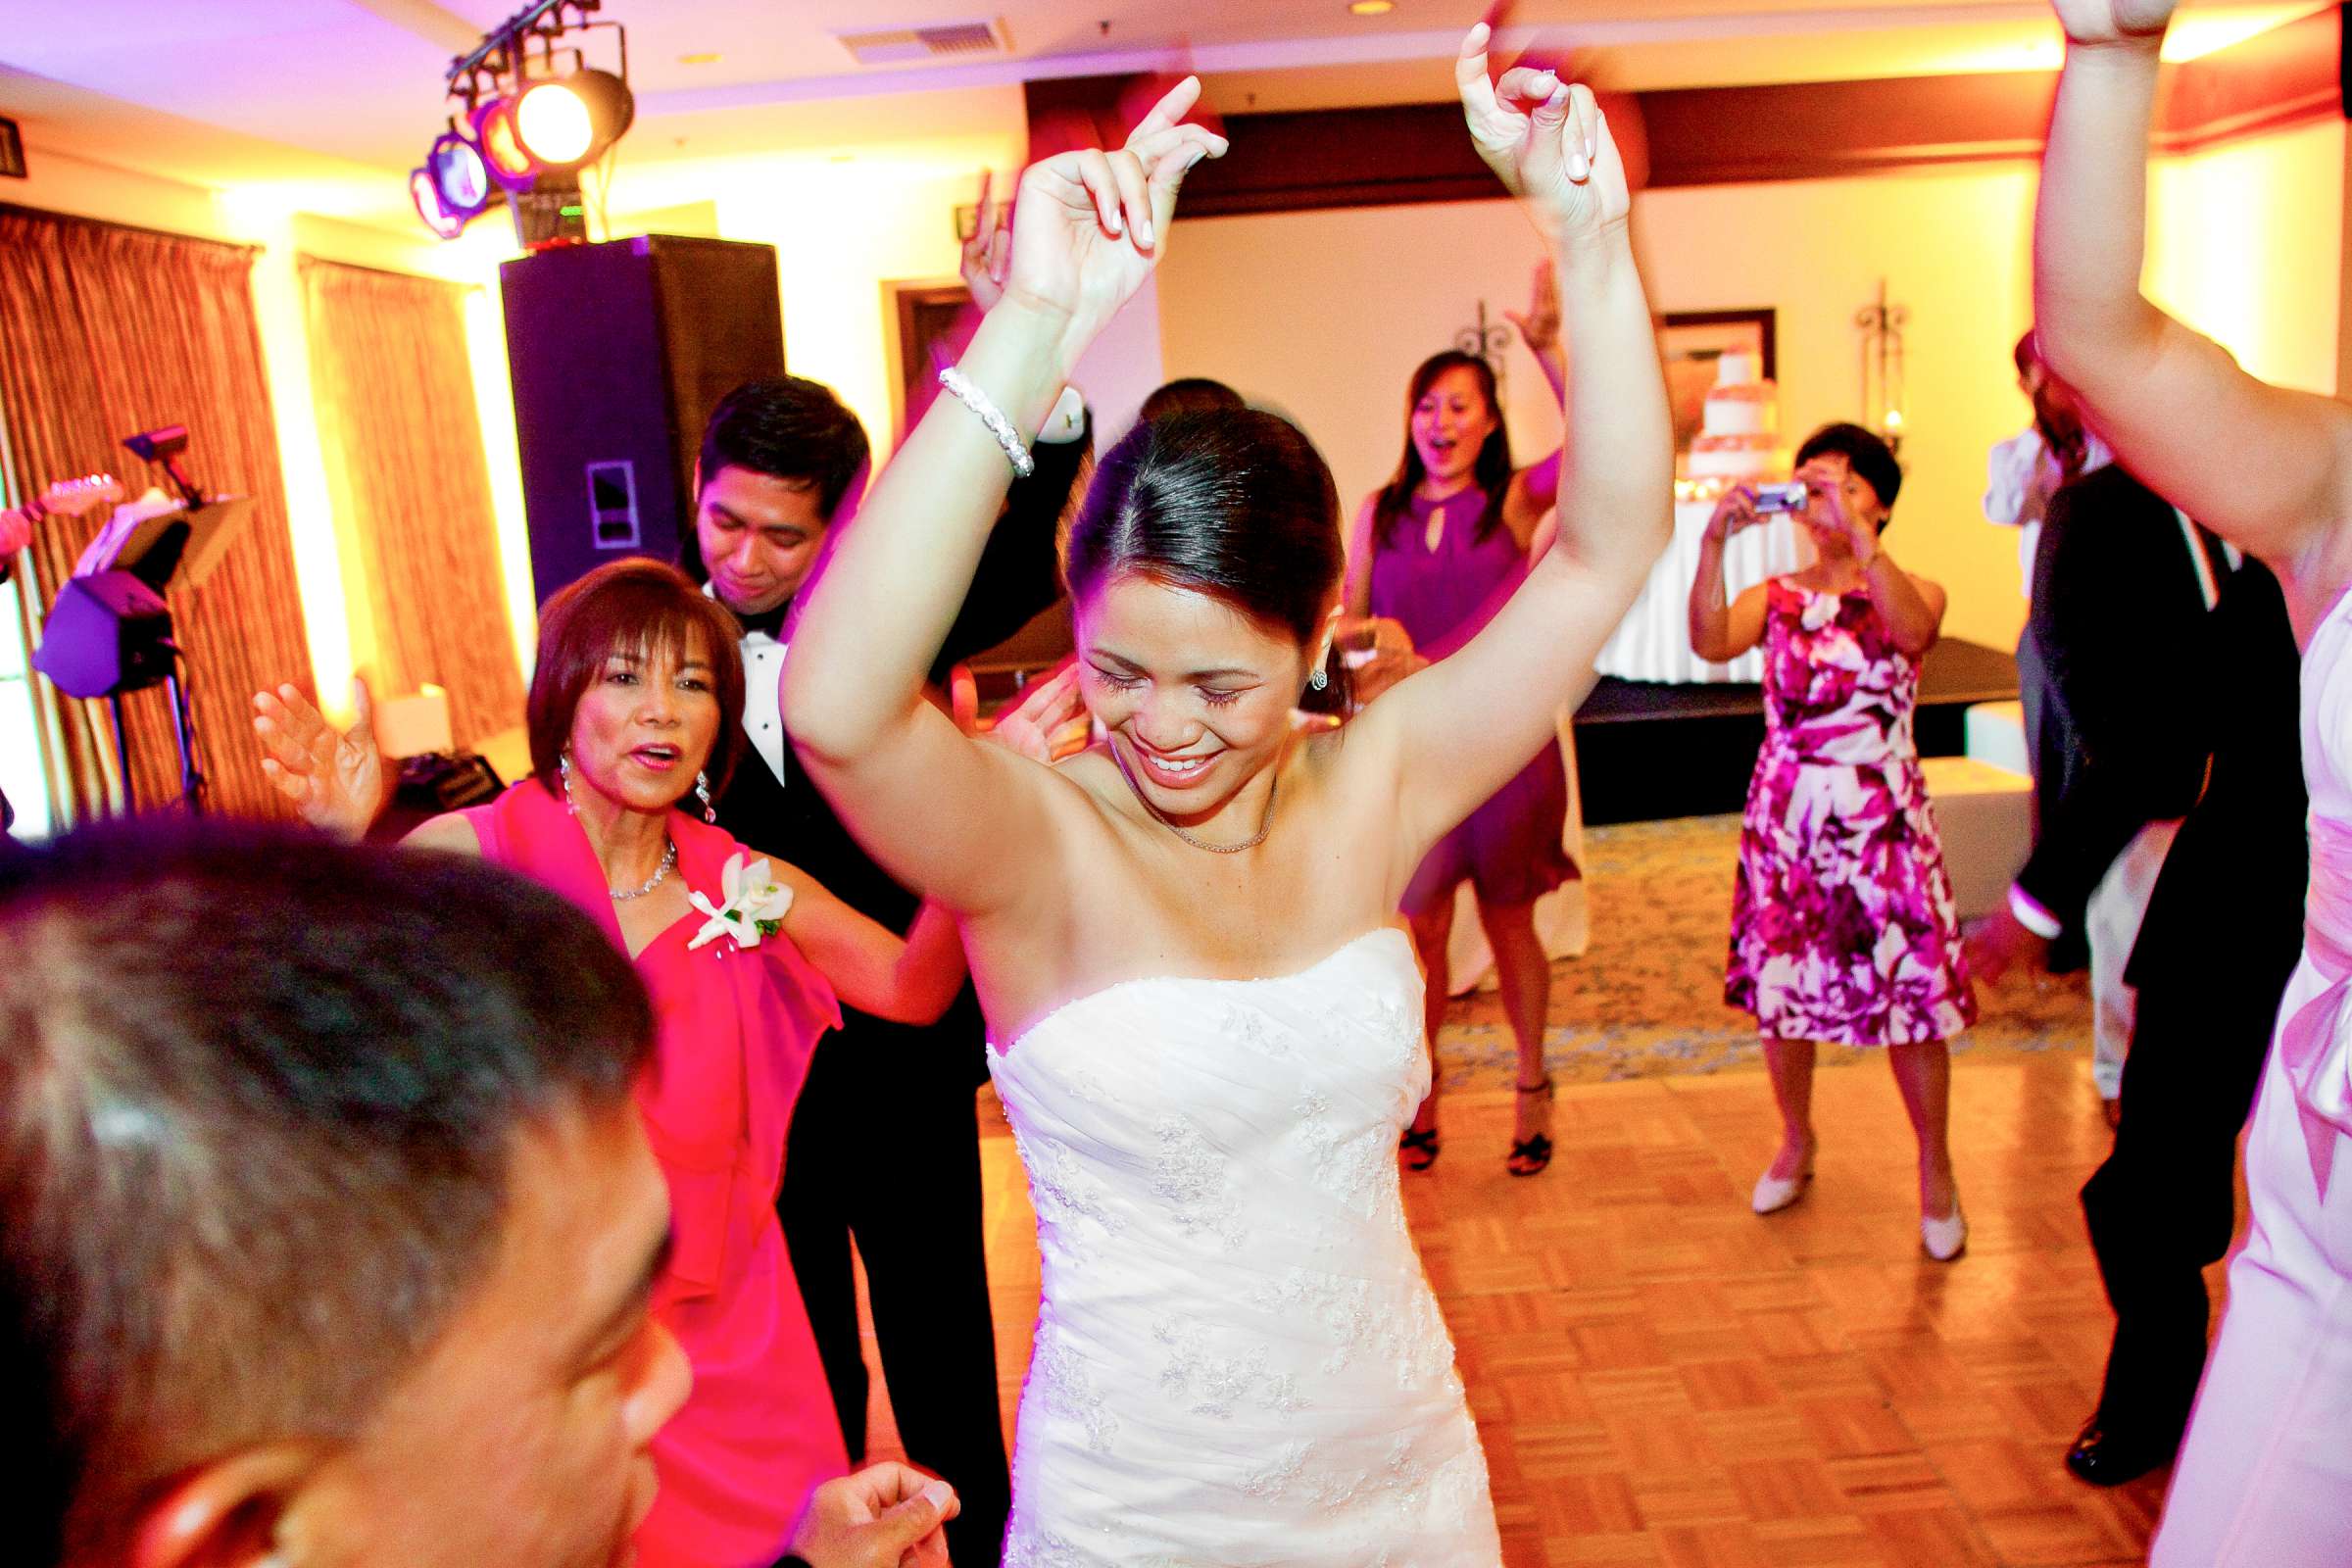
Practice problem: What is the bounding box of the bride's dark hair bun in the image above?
[1062,409,1348,710]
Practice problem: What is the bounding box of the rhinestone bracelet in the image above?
[939,366,1036,479]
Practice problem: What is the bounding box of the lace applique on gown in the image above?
[987,929,1502,1567]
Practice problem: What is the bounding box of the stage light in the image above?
[471,98,536,190]
[424,2,635,242]
[411,167,467,239]
[428,128,492,217]
[514,69,633,170]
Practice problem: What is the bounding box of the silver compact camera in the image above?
[1751,481,1808,514]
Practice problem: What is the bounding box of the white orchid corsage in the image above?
[686,854,795,952]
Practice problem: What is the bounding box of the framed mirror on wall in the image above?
[1660,308,1777,456]
[888,280,972,449]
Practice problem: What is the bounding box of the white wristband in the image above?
[939,368,1035,479]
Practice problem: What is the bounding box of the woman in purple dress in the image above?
[1345,329,1569,1176]
[1689,422,1977,1259]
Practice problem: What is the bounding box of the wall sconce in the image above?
[1854,278,1908,454]
[1454,299,1512,389]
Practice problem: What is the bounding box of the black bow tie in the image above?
[727,599,790,641]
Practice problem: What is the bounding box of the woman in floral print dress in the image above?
[1688,421,1977,1260]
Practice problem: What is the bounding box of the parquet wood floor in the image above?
[858,1050,2208,1565]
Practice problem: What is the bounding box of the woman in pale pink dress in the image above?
[2034,1,2352,1560]
[253,561,971,1568]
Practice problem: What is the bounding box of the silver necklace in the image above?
[609,838,678,902]
[559,752,679,900]
[1113,750,1280,855]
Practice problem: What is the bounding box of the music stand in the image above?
[36,495,256,813]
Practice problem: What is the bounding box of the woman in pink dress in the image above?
[1343,298,1570,1177]
[253,560,970,1568]
[1690,423,1976,1260]
[2034,2,2352,1558]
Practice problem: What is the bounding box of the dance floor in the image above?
[848,816,2226,1565]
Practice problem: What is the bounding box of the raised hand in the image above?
[1502,258,1561,356]
[1001,76,1227,375]
[1796,460,1877,564]
[985,659,1091,763]
[2048,0,2176,47]
[252,676,391,840]
[1455,23,1630,247]
[1705,485,1763,544]
[959,168,1011,313]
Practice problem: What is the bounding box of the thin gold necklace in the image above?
[1112,749,1280,855]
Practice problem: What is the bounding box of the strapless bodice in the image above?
[986,927,1500,1566]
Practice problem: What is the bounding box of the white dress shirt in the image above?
[741,627,788,785]
[1984,427,2114,603]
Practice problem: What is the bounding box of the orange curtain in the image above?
[302,259,522,751]
[0,205,314,822]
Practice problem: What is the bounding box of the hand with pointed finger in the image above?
[1455,23,1630,248]
[1002,75,1228,376]
[959,167,1012,313]
[2048,0,2176,48]
[251,676,391,840]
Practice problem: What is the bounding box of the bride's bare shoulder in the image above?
[401,812,483,857]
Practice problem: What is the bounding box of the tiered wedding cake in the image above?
[1685,352,1783,484]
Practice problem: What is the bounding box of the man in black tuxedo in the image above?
[2060,553,2305,1486]
[683,375,1088,1568]
[1982,464,2220,967]
[1969,465,2309,1485]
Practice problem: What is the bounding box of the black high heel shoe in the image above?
[1507,1076,1555,1177]
[1399,1125,1441,1172]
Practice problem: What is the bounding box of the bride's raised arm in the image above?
[1351,24,1672,864]
[782,85,1226,914]
[2034,0,2352,580]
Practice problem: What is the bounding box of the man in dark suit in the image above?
[1985,464,2219,961]
[2060,551,2305,1486]
[1970,465,2309,1485]
[683,374,1088,1568]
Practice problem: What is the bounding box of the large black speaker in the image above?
[501,235,785,606]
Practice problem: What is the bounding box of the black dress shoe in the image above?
[2064,1420,2176,1487]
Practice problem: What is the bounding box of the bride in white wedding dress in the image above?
[785,25,1671,1563]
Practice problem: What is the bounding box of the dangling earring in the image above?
[558,750,578,815]
[695,769,716,824]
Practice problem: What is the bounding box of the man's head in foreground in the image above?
[1,821,689,1568]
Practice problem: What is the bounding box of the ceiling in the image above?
[0,0,2327,230]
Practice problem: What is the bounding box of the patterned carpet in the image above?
[1437,812,2094,1092]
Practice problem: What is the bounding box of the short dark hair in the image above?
[1795,421,1904,516]
[1064,408,1350,712]
[528,559,749,799]
[0,821,655,1559]
[697,376,869,523]
[1140,377,1246,422]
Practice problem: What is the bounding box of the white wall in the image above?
[2147,116,2344,399]
[1156,115,2348,656]
[1157,199,1566,540]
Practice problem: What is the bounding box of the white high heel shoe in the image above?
[1750,1161,1814,1215]
[1921,1204,1968,1261]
